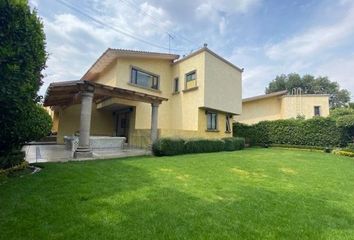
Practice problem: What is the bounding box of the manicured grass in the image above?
[1,148,354,239]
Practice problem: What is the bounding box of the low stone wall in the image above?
[90,136,126,149]
[64,136,126,152]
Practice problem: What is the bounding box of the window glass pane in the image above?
[131,69,137,84]
[207,112,217,130]
[131,68,159,89]
[207,114,212,129]
[226,116,230,132]
[174,78,179,92]
[212,113,217,129]
[186,71,196,82]
[314,106,320,116]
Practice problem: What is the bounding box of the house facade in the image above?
[45,46,243,152]
[235,90,330,125]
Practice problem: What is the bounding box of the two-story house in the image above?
[44,46,243,157]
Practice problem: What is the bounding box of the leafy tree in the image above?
[330,108,354,119]
[0,0,51,168]
[266,73,351,108]
[348,102,354,109]
[336,115,354,143]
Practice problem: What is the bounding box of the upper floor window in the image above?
[226,115,231,132]
[174,77,179,93]
[186,71,196,82]
[131,67,159,90]
[207,112,217,130]
[185,70,197,89]
[314,106,321,116]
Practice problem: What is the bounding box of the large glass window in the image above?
[131,67,159,90]
[207,112,217,130]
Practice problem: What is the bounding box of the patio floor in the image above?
[22,144,151,163]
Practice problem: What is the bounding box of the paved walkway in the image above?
[22,144,151,163]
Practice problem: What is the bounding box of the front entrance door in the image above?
[116,111,130,142]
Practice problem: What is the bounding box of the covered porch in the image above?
[44,80,167,158]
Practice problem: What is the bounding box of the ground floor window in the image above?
[314,106,321,116]
[207,112,217,130]
[226,115,231,132]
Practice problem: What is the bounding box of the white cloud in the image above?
[197,0,261,15]
[265,5,354,60]
[29,0,39,8]
[314,54,354,95]
[218,17,227,35]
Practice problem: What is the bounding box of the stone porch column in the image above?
[74,89,94,158]
[150,102,160,144]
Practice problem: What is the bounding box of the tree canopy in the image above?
[0,0,52,167]
[266,73,351,108]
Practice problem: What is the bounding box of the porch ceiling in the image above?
[43,80,168,107]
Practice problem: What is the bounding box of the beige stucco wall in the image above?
[170,51,205,131]
[235,94,330,125]
[235,96,282,125]
[204,51,242,114]
[52,111,59,133]
[56,103,115,144]
[281,95,330,119]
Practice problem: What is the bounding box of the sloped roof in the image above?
[243,90,288,103]
[81,48,179,81]
[173,47,244,72]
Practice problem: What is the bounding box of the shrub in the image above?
[347,143,354,150]
[332,149,354,158]
[184,139,225,154]
[0,150,25,169]
[234,117,348,147]
[222,137,245,151]
[0,160,28,176]
[152,138,185,156]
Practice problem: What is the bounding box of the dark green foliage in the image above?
[184,139,225,154]
[0,0,49,168]
[234,117,348,147]
[152,138,185,156]
[0,150,25,169]
[336,115,354,141]
[152,137,245,156]
[336,115,354,128]
[222,137,245,151]
[330,108,354,119]
[266,73,351,108]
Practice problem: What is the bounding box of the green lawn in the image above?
[0,148,354,240]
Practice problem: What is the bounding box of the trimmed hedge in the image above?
[0,150,25,169]
[223,137,245,151]
[152,138,185,156]
[184,139,225,154]
[234,117,348,147]
[152,137,245,156]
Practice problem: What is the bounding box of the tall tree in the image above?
[0,0,52,168]
[266,73,351,108]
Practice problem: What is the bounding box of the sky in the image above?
[29,0,354,99]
